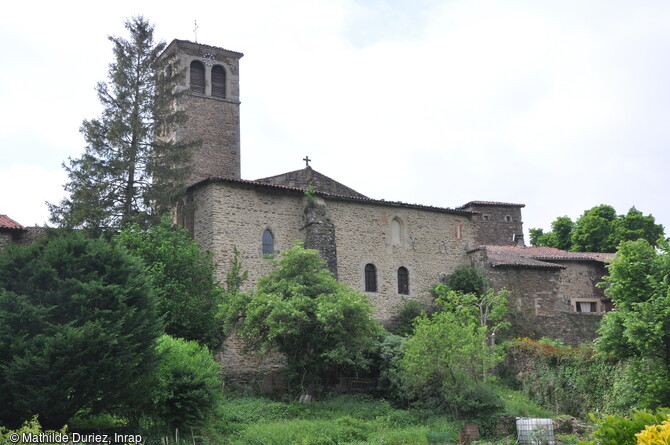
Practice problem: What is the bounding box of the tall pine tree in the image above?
[49,17,194,235]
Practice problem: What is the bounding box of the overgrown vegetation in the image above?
[221,242,382,396]
[506,338,621,417]
[0,233,162,429]
[596,238,670,410]
[118,217,225,350]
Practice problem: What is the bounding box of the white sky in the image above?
[1,0,669,239]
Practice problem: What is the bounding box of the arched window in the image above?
[398,267,409,295]
[211,65,226,98]
[262,229,274,257]
[391,217,402,245]
[364,264,377,292]
[190,60,205,94]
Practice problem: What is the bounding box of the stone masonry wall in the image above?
[180,94,241,184]
[163,40,243,184]
[325,199,475,321]
[463,205,523,246]
[471,250,604,345]
[188,181,478,380]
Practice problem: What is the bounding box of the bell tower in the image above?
[161,40,243,183]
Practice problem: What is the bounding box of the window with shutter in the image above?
[212,65,226,98]
[190,61,205,94]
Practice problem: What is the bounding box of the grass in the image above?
[213,393,460,445]
[67,386,575,444]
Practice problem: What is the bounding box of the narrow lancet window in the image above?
[398,267,409,295]
[364,264,377,292]
[262,229,274,257]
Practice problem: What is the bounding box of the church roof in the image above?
[470,245,614,269]
[0,215,25,231]
[255,166,367,199]
[188,176,477,216]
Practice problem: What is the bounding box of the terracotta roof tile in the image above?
[471,245,614,269]
[458,201,525,209]
[0,215,25,231]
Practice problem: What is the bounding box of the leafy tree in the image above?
[617,206,665,246]
[117,217,225,350]
[530,205,664,252]
[432,285,510,340]
[399,309,503,418]
[597,239,670,409]
[0,233,161,429]
[144,335,223,431]
[224,242,381,394]
[440,266,488,296]
[530,216,575,250]
[49,17,195,235]
[571,204,619,252]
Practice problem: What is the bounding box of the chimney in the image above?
[514,233,525,248]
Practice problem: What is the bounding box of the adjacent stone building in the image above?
[159,39,613,380]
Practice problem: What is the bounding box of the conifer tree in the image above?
[49,17,194,235]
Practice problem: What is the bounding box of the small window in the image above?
[262,229,274,257]
[482,214,490,221]
[211,65,226,98]
[364,264,377,292]
[576,301,597,312]
[505,215,512,222]
[190,60,205,94]
[398,267,409,295]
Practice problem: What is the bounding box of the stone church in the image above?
[161,39,612,364]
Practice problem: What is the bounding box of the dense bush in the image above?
[508,338,621,417]
[118,218,225,350]
[635,414,670,444]
[399,310,503,419]
[439,266,489,295]
[0,416,69,445]
[144,335,223,431]
[0,233,161,429]
[223,243,381,394]
[371,331,407,405]
[581,409,670,445]
[390,299,426,336]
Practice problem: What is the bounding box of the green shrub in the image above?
[390,299,425,336]
[508,338,620,417]
[0,416,69,445]
[581,409,670,445]
[369,332,407,405]
[0,234,161,429]
[145,335,223,431]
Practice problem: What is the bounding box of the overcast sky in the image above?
[1,0,668,240]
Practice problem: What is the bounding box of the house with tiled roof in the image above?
[0,215,45,251]
[0,215,26,249]
[469,245,614,344]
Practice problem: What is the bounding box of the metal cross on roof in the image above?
[303,156,311,167]
[194,20,199,43]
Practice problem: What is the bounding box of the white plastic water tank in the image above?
[516,417,555,445]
